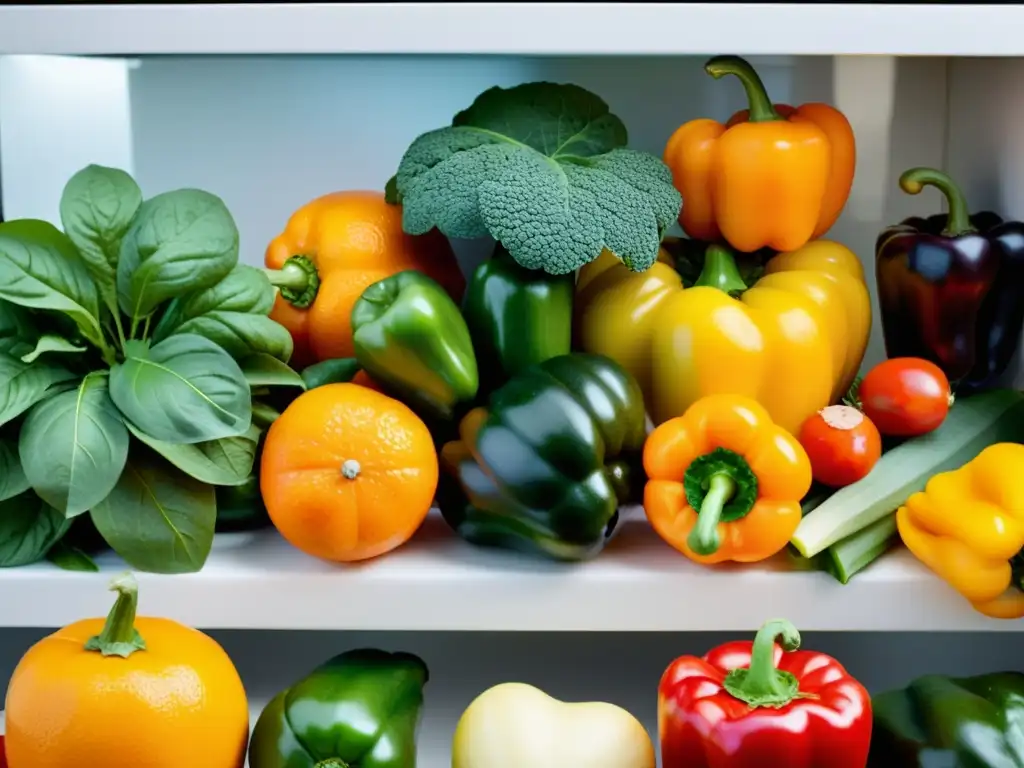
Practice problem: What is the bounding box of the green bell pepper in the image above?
[248,648,429,768]
[868,671,1024,767]
[462,246,574,395]
[438,353,646,561]
[352,270,478,422]
[215,473,270,532]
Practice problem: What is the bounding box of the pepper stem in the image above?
[693,245,748,296]
[687,473,734,555]
[264,255,321,309]
[898,168,976,237]
[704,55,782,123]
[723,618,802,708]
[84,572,147,658]
[314,759,350,768]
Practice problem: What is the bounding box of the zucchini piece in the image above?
[791,388,1024,558]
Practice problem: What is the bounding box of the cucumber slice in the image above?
[791,388,1024,558]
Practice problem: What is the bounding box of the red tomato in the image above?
[799,405,882,488]
[858,358,952,437]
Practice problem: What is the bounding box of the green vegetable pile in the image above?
[0,165,303,574]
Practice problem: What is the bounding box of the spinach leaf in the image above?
[0,299,36,354]
[19,372,130,517]
[117,188,239,326]
[0,490,70,567]
[0,352,77,427]
[125,421,259,486]
[154,264,275,339]
[394,82,681,274]
[90,449,216,574]
[60,164,142,315]
[20,334,87,364]
[0,437,29,501]
[151,265,290,361]
[0,219,105,346]
[170,312,294,362]
[239,353,305,389]
[109,334,251,444]
[46,539,100,572]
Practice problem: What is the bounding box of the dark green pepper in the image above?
[438,353,646,561]
[215,474,270,532]
[868,671,1024,768]
[248,648,429,768]
[352,270,478,421]
[463,246,574,395]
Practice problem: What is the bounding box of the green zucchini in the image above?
[791,388,1024,558]
[789,513,899,584]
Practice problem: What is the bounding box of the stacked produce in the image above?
[6,577,1024,766]
[3,48,1024,765]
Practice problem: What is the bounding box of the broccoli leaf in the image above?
[394,82,682,275]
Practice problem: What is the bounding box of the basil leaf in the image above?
[0,437,29,502]
[0,352,77,427]
[0,491,70,568]
[90,449,216,574]
[59,164,142,315]
[117,188,239,325]
[19,372,130,517]
[239,353,305,389]
[109,334,251,444]
[125,422,259,487]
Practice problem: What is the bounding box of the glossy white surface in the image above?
[0,4,1023,56]
[0,509,1013,632]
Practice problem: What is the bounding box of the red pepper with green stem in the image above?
[658,618,872,768]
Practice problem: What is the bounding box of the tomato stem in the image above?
[84,572,147,658]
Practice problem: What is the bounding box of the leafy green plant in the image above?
[388,81,682,275]
[0,164,304,574]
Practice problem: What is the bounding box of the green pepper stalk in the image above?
[684,447,759,556]
[898,167,977,237]
[693,244,750,296]
[84,572,147,658]
[264,255,321,309]
[722,618,803,708]
[705,55,784,124]
[352,270,479,422]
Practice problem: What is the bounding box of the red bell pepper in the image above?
[658,618,872,768]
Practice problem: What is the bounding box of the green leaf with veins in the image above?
[394,82,681,275]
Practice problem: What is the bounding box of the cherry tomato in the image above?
[799,405,882,488]
[858,357,952,437]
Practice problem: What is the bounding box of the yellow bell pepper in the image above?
[574,240,870,435]
[897,443,1024,620]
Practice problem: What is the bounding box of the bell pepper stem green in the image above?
[694,245,749,296]
[898,167,975,236]
[704,55,782,123]
[352,270,479,422]
[683,447,759,555]
[264,255,321,309]
[688,473,733,555]
[723,619,802,708]
[83,572,146,658]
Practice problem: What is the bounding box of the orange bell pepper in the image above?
[264,191,464,369]
[643,393,813,564]
[663,55,856,254]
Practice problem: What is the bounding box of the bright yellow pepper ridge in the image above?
[897,443,1024,619]
[574,241,870,437]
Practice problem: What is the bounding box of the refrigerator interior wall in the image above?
[0,52,1022,766]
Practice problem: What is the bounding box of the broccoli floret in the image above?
[393,82,682,275]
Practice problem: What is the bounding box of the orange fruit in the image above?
[266,191,464,363]
[260,383,438,562]
[4,576,248,768]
